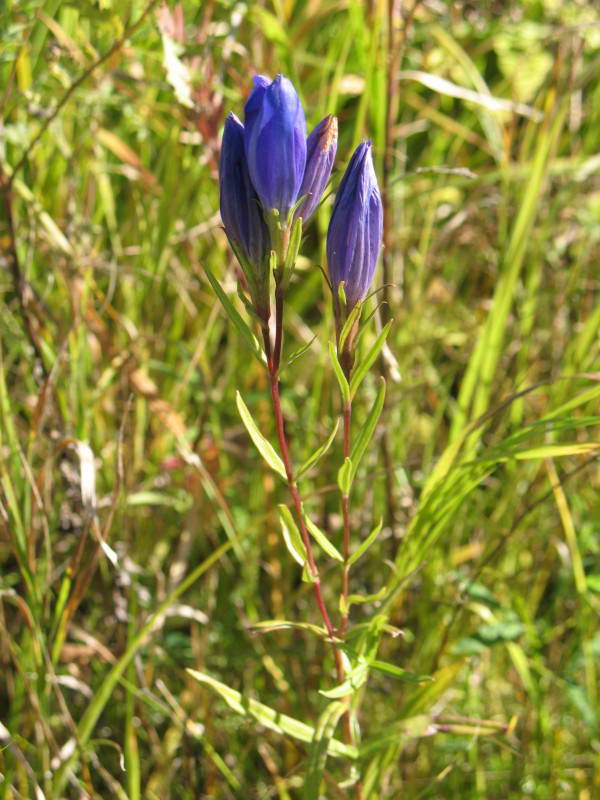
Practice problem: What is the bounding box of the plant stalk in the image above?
[261,296,360,757]
[261,323,343,680]
[340,401,352,636]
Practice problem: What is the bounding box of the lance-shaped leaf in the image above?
[188,669,357,759]
[350,378,385,483]
[303,510,343,562]
[247,619,330,639]
[348,519,383,567]
[278,504,307,567]
[285,336,317,369]
[338,301,363,352]
[298,419,340,478]
[203,264,265,365]
[283,215,303,275]
[337,457,353,496]
[349,319,393,399]
[346,585,389,609]
[319,658,369,698]
[369,660,432,683]
[329,341,350,404]
[236,392,286,479]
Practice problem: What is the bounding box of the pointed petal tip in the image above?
[226,111,243,128]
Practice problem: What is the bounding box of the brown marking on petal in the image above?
[320,115,338,153]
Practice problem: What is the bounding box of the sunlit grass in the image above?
[1,0,600,797]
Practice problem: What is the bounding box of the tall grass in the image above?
[1,0,600,797]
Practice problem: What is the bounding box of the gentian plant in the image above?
[196,74,396,797]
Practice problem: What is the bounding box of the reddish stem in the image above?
[262,270,356,776]
[262,328,344,685]
[273,286,284,371]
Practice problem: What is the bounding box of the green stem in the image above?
[340,401,352,636]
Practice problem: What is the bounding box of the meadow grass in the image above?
[1,0,600,797]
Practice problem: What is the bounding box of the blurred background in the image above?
[1,0,600,797]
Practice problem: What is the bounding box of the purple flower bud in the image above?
[244,74,307,219]
[294,115,338,223]
[219,113,270,271]
[326,142,383,309]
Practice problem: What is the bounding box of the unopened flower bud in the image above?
[326,142,382,309]
[219,113,270,272]
[295,115,337,223]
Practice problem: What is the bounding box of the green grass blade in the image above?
[51,541,233,795]
[303,701,347,799]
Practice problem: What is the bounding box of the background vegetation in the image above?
[1,0,600,797]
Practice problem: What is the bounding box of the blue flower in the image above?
[326,142,382,309]
[219,112,270,273]
[243,74,307,220]
[295,115,337,223]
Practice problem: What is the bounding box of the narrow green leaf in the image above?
[304,702,347,800]
[236,392,287,480]
[320,661,369,698]
[337,457,353,495]
[269,248,278,274]
[236,281,263,325]
[349,320,393,398]
[338,303,363,352]
[284,215,303,273]
[202,263,264,365]
[298,419,340,478]
[278,504,307,567]
[347,585,388,607]
[248,619,330,639]
[302,562,316,583]
[304,511,344,562]
[350,378,386,482]
[329,341,350,404]
[355,301,384,346]
[188,670,357,759]
[513,443,600,459]
[285,336,317,369]
[369,660,431,683]
[348,519,383,566]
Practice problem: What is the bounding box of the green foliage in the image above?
[1,0,600,798]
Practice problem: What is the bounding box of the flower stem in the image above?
[261,324,344,685]
[273,285,284,371]
[340,400,352,636]
[264,255,358,783]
